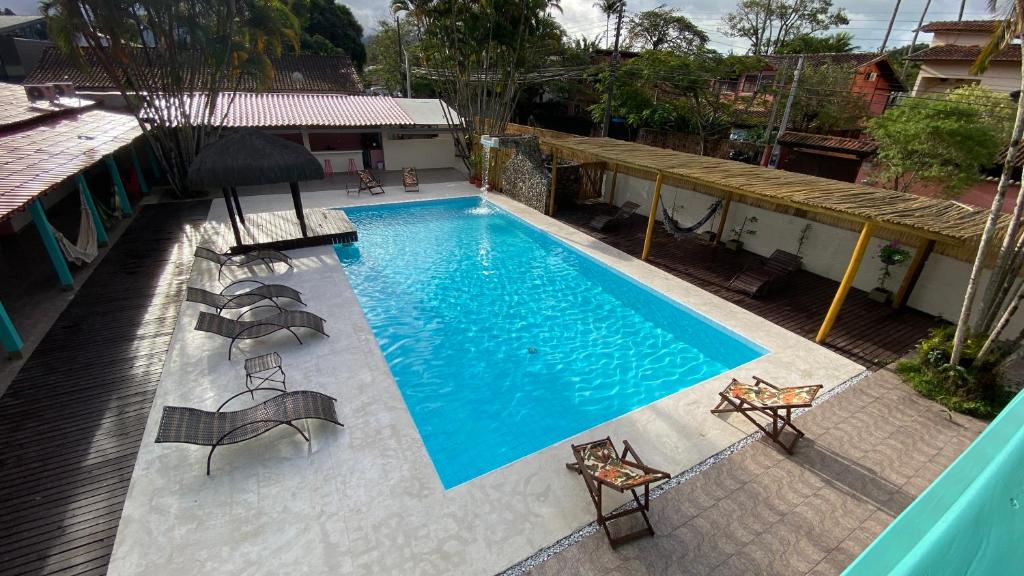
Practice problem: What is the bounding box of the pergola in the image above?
[187,128,325,249]
[541,136,1003,344]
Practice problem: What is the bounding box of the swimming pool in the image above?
[335,197,766,488]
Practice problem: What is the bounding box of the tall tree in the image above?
[301,0,366,68]
[786,63,869,133]
[366,16,430,94]
[43,0,300,197]
[723,0,849,56]
[776,31,856,54]
[625,5,708,54]
[951,0,1024,366]
[593,0,624,49]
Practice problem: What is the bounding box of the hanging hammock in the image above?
[49,190,99,265]
[660,197,723,239]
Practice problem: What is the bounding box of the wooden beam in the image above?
[715,192,733,244]
[641,173,665,261]
[77,174,108,246]
[130,145,150,195]
[0,299,24,359]
[28,200,74,289]
[892,238,935,309]
[608,164,619,206]
[105,156,132,216]
[816,222,875,343]
[548,149,559,216]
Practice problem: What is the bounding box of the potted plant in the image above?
[870,241,912,303]
[726,216,758,251]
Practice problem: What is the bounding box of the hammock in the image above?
[661,198,723,239]
[50,190,99,265]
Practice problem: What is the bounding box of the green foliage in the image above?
[867,85,1011,195]
[896,327,1012,419]
[365,16,432,94]
[303,33,340,55]
[723,0,848,55]
[299,0,366,68]
[788,63,869,133]
[886,42,929,89]
[625,5,709,54]
[776,32,856,54]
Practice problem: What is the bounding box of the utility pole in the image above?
[879,0,902,53]
[769,55,804,169]
[958,0,966,21]
[601,4,624,138]
[404,49,412,98]
[902,0,932,78]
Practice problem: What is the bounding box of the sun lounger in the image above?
[728,249,802,297]
[155,389,343,474]
[186,280,304,313]
[589,201,640,232]
[194,246,293,281]
[566,437,670,547]
[357,170,386,195]
[195,309,328,359]
[711,376,822,454]
[402,167,419,192]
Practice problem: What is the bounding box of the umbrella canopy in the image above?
[187,128,324,189]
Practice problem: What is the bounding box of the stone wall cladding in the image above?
[496,135,550,213]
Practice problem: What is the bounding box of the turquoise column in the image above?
[0,299,23,359]
[28,199,74,289]
[77,174,108,246]
[147,144,162,180]
[105,156,132,216]
[130,146,150,195]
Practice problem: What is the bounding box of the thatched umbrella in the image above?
[188,128,324,246]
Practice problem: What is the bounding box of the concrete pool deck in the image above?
[107,181,865,576]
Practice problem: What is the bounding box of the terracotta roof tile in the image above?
[24,47,363,94]
[907,44,1020,62]
[778,131,878,156]
[918,20,999,33]
[0,109,141,222]
[0,82,96,130]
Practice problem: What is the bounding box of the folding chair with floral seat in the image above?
[566,437,670,548]
[711,376,822,454]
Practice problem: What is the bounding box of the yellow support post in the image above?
[607,164,619,206]
[714,192,733,244]
[816,221,875,343]
[641,173,664,261]
[548,149,559,215]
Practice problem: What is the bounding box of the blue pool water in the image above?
[335,197,765,488]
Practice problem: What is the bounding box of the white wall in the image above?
[607,173,1024,335]
[381,132,461,170]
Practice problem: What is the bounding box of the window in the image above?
[864,72,878,81]
[389,133,439,140]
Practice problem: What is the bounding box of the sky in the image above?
[0,0,1002,54]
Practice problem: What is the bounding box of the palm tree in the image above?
[950,0,1024,365]
[594,0,625,49]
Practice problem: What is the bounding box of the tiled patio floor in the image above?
[522,369,986,576]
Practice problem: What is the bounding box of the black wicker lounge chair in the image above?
[728,249,803,297]
[589,201,640,231]
[195,309,328,359]
[186,280,304,314]
[155,389,343,474]
[357,170,386,195]
[194,246,293,281]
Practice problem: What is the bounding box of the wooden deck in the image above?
[556,204,943,368]
[0,200,210,576]
[235,208,357,251]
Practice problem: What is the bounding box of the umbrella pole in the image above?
[230,186,245,224]
[221,187,243,247]
[289,182,308,237]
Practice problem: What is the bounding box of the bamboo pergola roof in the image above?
[544,137,1003,245]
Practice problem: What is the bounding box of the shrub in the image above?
[895,327,1012,419]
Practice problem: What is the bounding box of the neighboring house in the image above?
[719,53,905,120]
[24,46,364,104]
[776,131,879,183]
[908,20,1018,95]
[0,15,50,81]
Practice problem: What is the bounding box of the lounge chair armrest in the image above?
[621,439,644,466]
[221,279,266,294]
[216,387,288,412]
[752,375,781,390]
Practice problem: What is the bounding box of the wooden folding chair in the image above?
[566,437,670,548]
[711,376,822,454]
[357,170,386,195]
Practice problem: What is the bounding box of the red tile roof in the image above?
[0,82,96,130]
[25,47,363,94]
[907,44,1020,62]
[159,93,416,128]
[778,131,879,156]
[918,20,999,33]
[0,109,141,222]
